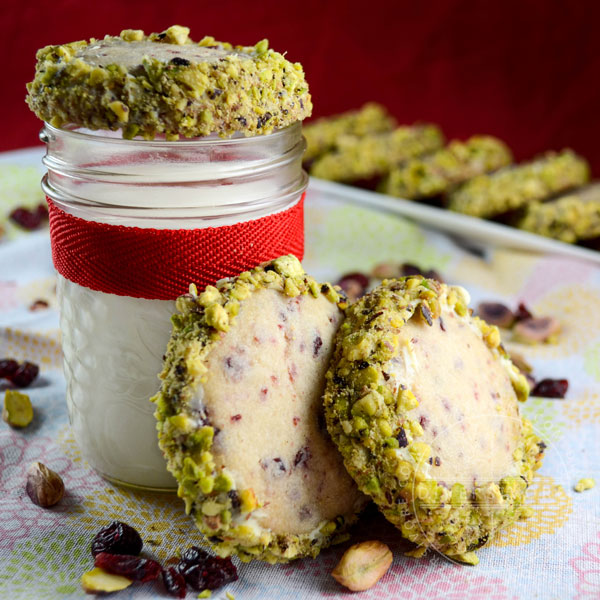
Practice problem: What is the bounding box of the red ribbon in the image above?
[47,194,304,300]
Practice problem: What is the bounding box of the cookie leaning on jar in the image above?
[323,276,545,564]
[152,256,368,563]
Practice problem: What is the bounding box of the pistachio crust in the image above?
[302,103,396,162]
[26,26,311,140]
[517,183,600,243]
[309,125,444,182]
[448,150,589,218]
[152,256,365,563]
[379,136,513,200]
[323,277,544,562]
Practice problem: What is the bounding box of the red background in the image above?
[2,0,600,174]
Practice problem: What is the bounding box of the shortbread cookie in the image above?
[379,136,512,200]
[309,125,444,182]
[323,276,545,563]
[448,150,589,217]
[303,103,396,162]
[517,183,600,243]
[27,26,311,140]
[152,256,366,563]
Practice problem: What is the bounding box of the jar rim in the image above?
[41,121,301,148]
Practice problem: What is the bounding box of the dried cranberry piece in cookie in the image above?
[91,521,143,557]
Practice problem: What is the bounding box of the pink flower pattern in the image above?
[570,532,600,599]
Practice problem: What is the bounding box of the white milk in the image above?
[43,123,306,489]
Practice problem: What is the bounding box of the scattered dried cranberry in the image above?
[399,263,443,282]
[9,206,45,230]
[94,552,162,582]
[162,566,186,598]
[179,546,209,566]
[0,359,19,379]
[400,263,424,277]
[177,547,238,591]
[91,521,143,557]
[514,302,533,321]
[336,272,369,301]
[531,378,569,399]
[7,361,39,388]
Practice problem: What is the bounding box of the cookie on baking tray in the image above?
[152,255,367,563]
[323,276,545,563]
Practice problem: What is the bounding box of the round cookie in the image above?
[152,256,367,563]
[323,276,545,564]
[26,26,311,140]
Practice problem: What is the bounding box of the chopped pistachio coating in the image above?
[448,150,589,218]
[302,103,396,162]
[574,478,595,492]
[309,125,444,182]
[152,255,366,563]
[3,390,34,428]
[379,136,512,200]
[517,183,600,243]
[26,26,311,140]
[323,276,545,560]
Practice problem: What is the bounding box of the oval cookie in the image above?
[153,256,366,562]
[323,276,545,563]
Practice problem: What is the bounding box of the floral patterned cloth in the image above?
[0,152,599,599]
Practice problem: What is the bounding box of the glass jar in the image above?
[40,122,307,490]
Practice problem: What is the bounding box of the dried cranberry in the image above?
[162,566,187,598]
[36,203,49,220]
[179,546,209,566]
[293,446,312,468]
[531,378,569,399]
[9,207,43,230]
[514,302,533,321]
[0,359,19,379]
[424,269,444,283]
[94,552,162,582]
[8,362,39,387]
[91,521,143,557]
[336,272,369,301]
[178,553,237,591]
[400,263,424,277]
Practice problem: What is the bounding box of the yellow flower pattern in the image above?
[489,476,573,547]
[562,391,600,426]
[1,327,62,367]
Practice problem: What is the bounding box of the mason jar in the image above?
[41,122,307,490]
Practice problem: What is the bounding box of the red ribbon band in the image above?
[47,194,305,300]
